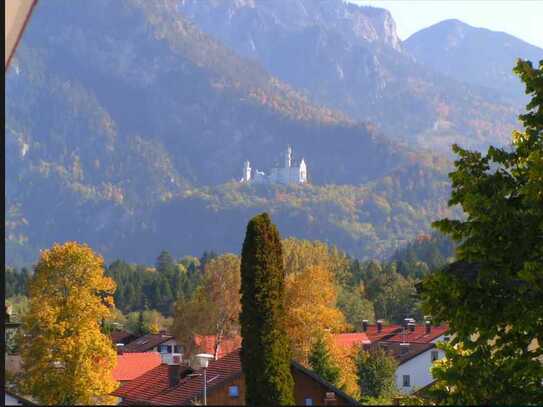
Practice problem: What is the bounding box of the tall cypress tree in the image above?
[240,213,295,406]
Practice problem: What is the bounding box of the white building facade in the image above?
[241,146,308,185]
[395,334,448,394]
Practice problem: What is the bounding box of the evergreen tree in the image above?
[156,250,176,274]
[239,213,295,406]
[137,310,147,336]
[356,347,397,401]
[308,336,341,387]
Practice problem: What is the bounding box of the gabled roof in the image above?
[113,348,360,405]
[291,360,360,405]
[150,349,242,405]
[111,330,137,346]
[334,332,371,349]
[112,350,242,405]
[112,364,168,404]
[385,325,449,344]
[113,352,162,382]
[122,333,175,353]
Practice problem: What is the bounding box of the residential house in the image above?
[334,319,449,395]
[113,348,360,405]
[121,332,183,364]
[365,321,449,394]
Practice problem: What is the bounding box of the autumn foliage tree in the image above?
[284,265,348,365]
[19,242,118,405]
[173,253,241,359]
[240,213,295,406]
[421,59,543,404]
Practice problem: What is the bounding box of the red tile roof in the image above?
[113,348,360,405]
[334,333,371,349]
[152,350,242,405]
[363,324,403,342]
[193,335,242,359]
[112,350,242,405]
[385,325,449,343]
[113,352,162,382]
[112,363,169,403]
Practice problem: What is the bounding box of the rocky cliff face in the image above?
[178,0,402,54]
[176,0,519,152]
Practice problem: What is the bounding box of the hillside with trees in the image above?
[6,0,455,266]
[177,0,527,152]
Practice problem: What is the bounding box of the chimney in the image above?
[376,320,383,333]
[408,322,416,333]
[168,364,181,387]
[362,320,369,332]
[425,319,432,334]
[116,343,124,355]
[400,342,410,355]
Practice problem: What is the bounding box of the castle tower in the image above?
[299,158,307,183]
[242,160,252,182]
[285,145,292,168]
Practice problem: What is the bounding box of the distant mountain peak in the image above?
[405,18,543,102]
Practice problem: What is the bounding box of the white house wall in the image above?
[395,346,445,394]
[153,338,182,364]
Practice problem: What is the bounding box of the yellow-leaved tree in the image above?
[19,242,118,405]
[284,265,348,365]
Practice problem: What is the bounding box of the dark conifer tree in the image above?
[156,250,175,274]
[308,336,341,387]
[239,213,295,406]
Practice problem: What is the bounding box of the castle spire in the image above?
[285,145,292,168]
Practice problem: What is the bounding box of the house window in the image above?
[403,375,411,387]
[304,398,313,406]
[228,386,239,398]
[431,350,439,362]
[174,345,182,354]
[159,344,173,353]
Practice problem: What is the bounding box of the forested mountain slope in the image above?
[177,0,521,151]
[6,0,455,265]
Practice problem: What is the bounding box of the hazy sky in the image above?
[351,0,543,48]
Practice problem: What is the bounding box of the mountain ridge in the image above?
[176,0,521,152]
[6,0,453,266]
[404,18,543,103]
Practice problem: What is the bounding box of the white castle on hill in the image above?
[241,146,308,185]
